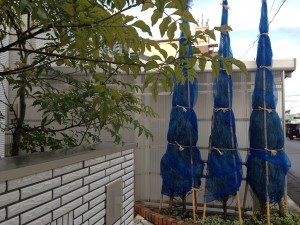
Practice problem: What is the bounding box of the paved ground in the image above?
[287,172,300,212]
[134,215,153,225]
[285,138,300,212]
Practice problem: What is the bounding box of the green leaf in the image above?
[94,84,106,93]
[130,65,140,77]
[232,58,248,76]
[173,9,197,24]
[155,0,168,11]
[141,1,154,11]
[158,48,168,59]
[169,42,178,50]
[145,61,159,71]
[198,58,207,73]
[159,16,171,37]
[182,10,197,24]
[192,47,200,55]
[37,8,48,19]
[205,29,216,41]
[149,55,162,61]
[132,20,152,36]
[159,77,169,91]
[61,2,75,16]
[202,52,213,59]
[124,15,135,24]
[214,25,233,34]
[165,2,176,8]
[172,0,186,12]
[167,22,177,40]
[211,60,220,77]
[179,23,191,38]
[143,73,156,89]
[151,9,163,26]
[93,73,107,83]
[166,56,175,64]
[114,0,126,10]
[221,57,233,75]
[150,81,158,101]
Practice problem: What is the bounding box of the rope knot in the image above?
[211,147,224,155]
[264,148,277,155]
[176,105,188,112]
[220,3,230,9]
[175,141,185,151]
[257,106,273,113]
[259,65,272,70]
[191,187,201,194]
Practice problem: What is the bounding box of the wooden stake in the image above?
[266,161,271,225]
[266,201,271,225]
[202,202,207,225]
[158,194,163,213]
[192,189,196,223]
[284,175,288,208]
[194,189,198,215]
[242,181,248,218]
[236,191,243,225]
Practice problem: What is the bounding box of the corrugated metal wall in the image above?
[134,68,285,211]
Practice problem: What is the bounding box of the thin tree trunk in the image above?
[11,84,26,156]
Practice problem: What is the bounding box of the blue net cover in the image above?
[161,145,203,197]
[246,0,291,203]
[160,0,203,197]
[205,0,243,203]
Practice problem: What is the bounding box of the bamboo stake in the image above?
[158,194,163,213]
[202,181,207,225]
[192,189,196,223]
[236,191,243,225]
[202,202,207,225]
[267,201,271,225]
[266,161,271,225]
[242,181,249,218]
[195,189,198,215]
[284,168,288,208]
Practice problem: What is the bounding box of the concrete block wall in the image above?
[0,143,136,225]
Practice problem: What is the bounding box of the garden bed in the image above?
[134,203,300,225]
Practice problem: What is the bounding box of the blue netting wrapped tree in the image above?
[246,0,291,216]
[160,0,204,214]
[203,0,242,218]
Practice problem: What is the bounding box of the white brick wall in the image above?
[0,147,135,225]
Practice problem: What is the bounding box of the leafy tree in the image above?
[0,0,247,156]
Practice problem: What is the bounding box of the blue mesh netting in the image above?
[205,0,243,203]
[160,0,204,197]
[246,0,291,204]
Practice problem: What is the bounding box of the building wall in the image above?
[0,143,136,225]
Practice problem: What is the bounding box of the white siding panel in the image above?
[0,35,8,158]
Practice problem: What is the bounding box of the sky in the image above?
[130,0,300,111]
[189,0,300,111]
